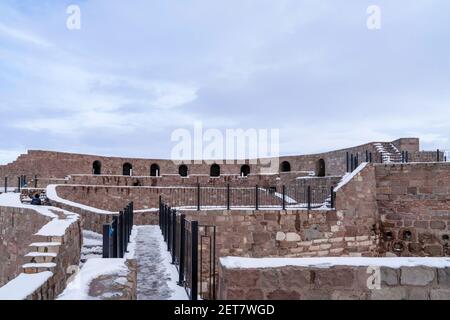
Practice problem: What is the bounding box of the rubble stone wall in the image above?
[218,263,450,300]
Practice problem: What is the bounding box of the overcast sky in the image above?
[0,0,449,163]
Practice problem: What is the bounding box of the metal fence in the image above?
[159,202,216,300]
[161,184,335,211]
[3,175,40,193]
[102,202,134,258]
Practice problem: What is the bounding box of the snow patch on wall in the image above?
[334,162,368,192]
[220,256,450,269]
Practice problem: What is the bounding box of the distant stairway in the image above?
[373,142,403,163]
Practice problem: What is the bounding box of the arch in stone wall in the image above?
[240,164,250,177]
[210,164,220,177]
[92,160,101,175]
[150,163,160,176]
[123,163,133,176]
[179,164,188,177]
[280,161,291,172]
[316,159,326,177]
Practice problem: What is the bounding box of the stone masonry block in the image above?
[401,267,435,286]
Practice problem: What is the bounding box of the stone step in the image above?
[29,242,61,253]
[22,262,56,274]
[25,252,57,263]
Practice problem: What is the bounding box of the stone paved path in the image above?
[134,225,187,300]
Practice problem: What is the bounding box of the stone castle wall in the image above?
[0,138,420,185]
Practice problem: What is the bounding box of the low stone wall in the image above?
[0,206,51,286]
[49,194,158,233]
[218,258,450,300]
[408,151,443,163]
[50,199,114,234]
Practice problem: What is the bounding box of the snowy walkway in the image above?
[134,225,187,300]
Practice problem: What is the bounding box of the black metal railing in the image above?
[159,201,217,300]
[2,175,40,193]
[102,202,134,258]
[160,184,335,211]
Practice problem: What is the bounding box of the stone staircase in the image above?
[373,142,402,163]
[22,241,61,274]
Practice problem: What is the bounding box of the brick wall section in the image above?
[391,138,420,153]
[408,151,443,162]
[218,264,450,300]
[335,164,380,244]
[375,163,450,257]
[0,206,51,286]
[180,209,378,259]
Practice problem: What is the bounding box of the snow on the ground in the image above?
[46,184,158,214]
[259,187,297,204]
[57,258,130,300]
[0,192,57,218]
[36,215,78,237]
[135,225,188,300]
[80,230,104,263]
[0,192,79,239]
[0,271,53,300]
[46,184,114,215]
[58,225,186,300]
[334,162,368,192]
[220,256,450,269]
[82,230,103,247]
[59,227,137,299]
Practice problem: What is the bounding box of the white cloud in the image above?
[0,148,27,165]
[0,23,52,48]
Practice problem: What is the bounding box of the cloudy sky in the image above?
[0,0,449,163]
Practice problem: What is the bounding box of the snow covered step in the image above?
[22,262,56,274]
[25,252,57,263]
[29,242,61,253]
[373,142,402,163]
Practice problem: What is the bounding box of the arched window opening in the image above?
[240,165,250,177]
[179,165,188,177]
[123,163,133,176]
[280,161,291,172]
[92,160,101,175]
[210,164,220,177]
[150,163,160,177]
[316,159,326,177]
